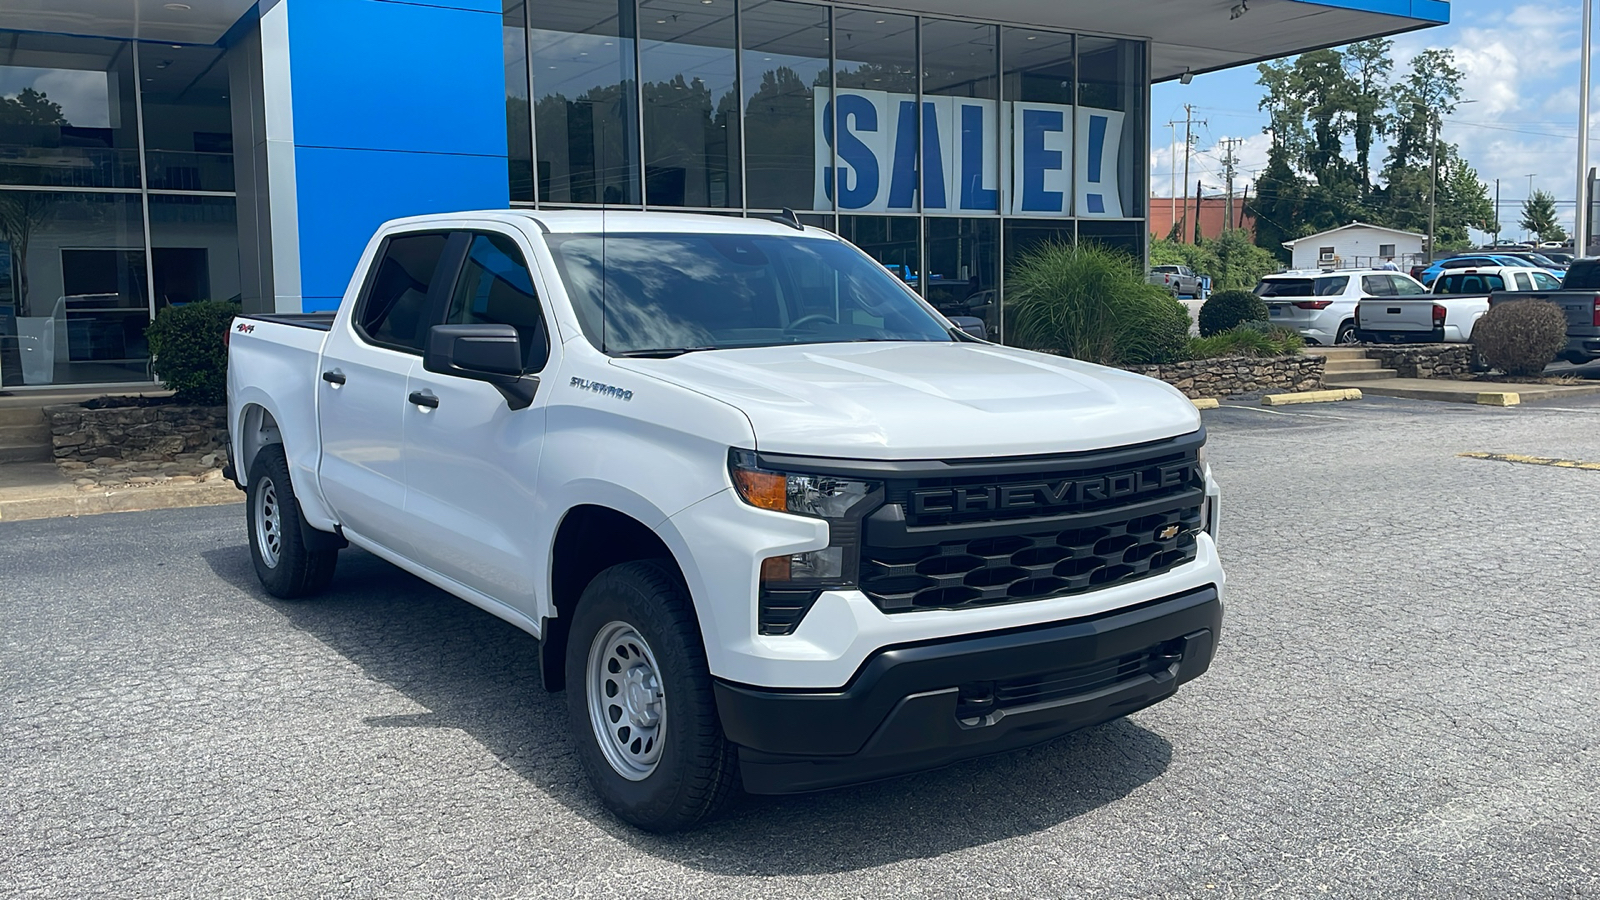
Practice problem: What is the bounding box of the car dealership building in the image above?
[0,0,1445,388]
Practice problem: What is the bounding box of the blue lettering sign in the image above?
[1021,108,1064,213]
[1084,114,1108,214]
[888,100,918,210]
[834,94,879,209]
[959,104,996,211]
[920,101,947,209]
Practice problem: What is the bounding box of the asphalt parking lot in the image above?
[4,395,1599,898]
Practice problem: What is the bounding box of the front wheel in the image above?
[565,561,737,832]
[246,444,338,599]
[1335,321,1359,345]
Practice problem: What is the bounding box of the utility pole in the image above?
[1428,114,1439,254]
[1177,104,1207,243]
[1494,178,1500,245]
[1165,121,1179,238]
[1578,0,1593,254]
[1526,174,1538,241]
[1219,137,1243,234]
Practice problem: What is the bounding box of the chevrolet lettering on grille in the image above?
[909,462,1198,516]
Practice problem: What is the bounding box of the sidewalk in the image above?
[0,458,241,523]
[1325,376,1600,404]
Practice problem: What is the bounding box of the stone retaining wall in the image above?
[1125,355,1325,399]
[1363,344,1474,379]
[46,404,227,464]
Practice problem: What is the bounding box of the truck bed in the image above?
[239,312,337,331]
[1488,289,1600,361]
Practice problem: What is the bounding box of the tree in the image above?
[0,87,68,126]
[1342,39,1394,197]
[1520,190,1567,243]
[1377,49,1465,239]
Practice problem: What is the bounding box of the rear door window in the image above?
[1390,275,1428,295]
[1362,275,1395,296]
[1513,272,1533,291]
[1314,276,1349,296]
[357,232,452,353]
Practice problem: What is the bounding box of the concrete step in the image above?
[1305,347,1371,361]
[0,421,50,445]
[1322,358,1392,374]
[1324,368,1401,383]
[0,406,47,428]
[0,442,52,464]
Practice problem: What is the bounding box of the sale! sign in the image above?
[812,89,1124,218]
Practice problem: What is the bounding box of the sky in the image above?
[1150,0,1592,241]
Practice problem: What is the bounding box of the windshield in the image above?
[1523,253,1559,267]
[546,232,955,355]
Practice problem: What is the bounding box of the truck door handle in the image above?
[322,370,346,385]
[408,390,439,409]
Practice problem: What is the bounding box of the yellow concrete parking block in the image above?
[1476,392,1521,406]
[1191,398,1220,410]
[1458,452,1600,471]
[1261,388,1363,406]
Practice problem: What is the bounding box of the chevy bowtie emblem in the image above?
[1157,524,1182,540]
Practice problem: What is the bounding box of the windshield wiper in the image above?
[609,347,717,359]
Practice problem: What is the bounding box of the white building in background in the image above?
[1283,222,1427,271]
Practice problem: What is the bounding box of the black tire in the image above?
[1335,321,1359,345]
[246,444,338,599]
[565,560,738,832]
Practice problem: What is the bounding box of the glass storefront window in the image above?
[138,43,234,192]
[148,194,240,312]
[1002,28,1074,218]
[741,0,830,211]
[921,21,998,216]
[1077,218,1143,258]
[0,34,141,189]
[925,217,998,338]
[831,11,917,213]
[531,0,641,204]
[839,215,919,288]
[504,1,533,202]
[640,0,739,208]
[1076,37,1145,219]
[0,191,147,387]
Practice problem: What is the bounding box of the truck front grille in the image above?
[860,505,1201,612]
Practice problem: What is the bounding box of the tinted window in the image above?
[1314,276,1349,296]
[1532,271,1564,290]
[546,232,955,354]
[1362,275,1394,296]
[1390,275,1429,295]
[1514,272,1533,291]
[1257,279,1312,297]
[445,233,550,372]
[1563,261,1600,289]
[359,232,450,352]
[1436,273,1505,293]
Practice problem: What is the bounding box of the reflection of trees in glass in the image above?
[744,67,817,208]
[535,80,637,204]
[0,88,69,126]
[642,74,736,206]
[507,94,531,198]
[0,193,59,313]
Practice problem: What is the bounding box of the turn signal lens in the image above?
[760,555,791,582]
[733,468,786,511]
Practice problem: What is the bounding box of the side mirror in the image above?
[424,324,539,409]
[947,315,988,340]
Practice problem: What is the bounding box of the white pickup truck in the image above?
[1354,265,1564,344]
[225,210,1224,831]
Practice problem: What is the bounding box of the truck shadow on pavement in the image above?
[203,545,1173,876]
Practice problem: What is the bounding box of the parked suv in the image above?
[1255,269,1429,345]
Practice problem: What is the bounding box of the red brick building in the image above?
[1148,196,1256,243]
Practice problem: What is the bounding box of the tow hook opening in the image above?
[955,682,997,724]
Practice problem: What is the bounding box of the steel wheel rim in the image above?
[586,621,666,781]
[254,477,282,568]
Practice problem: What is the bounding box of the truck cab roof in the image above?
[375,208,836,239]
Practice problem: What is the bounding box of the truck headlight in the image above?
[729,450,882,634]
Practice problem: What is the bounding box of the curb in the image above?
[0,480,242,523]
[1191,398,1220,410]
[1261,388,1363,406]
[1476,392,1521,407]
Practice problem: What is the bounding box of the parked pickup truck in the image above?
[1486,258,1600,363]
[1354,265,1564,344]
[226,211,1224,831]
[1148,264,1203,298]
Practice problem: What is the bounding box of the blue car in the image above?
[1418,254,1561,287]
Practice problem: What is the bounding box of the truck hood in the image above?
[612,342,1201,459]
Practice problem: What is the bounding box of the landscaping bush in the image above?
[1186,324,1304,360]
[1471,299,1568,376]
[145,299,240,405]
[1197,289,1269,337]
[1008,242,1190,366]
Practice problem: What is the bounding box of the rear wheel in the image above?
[246,444,338,599]
[565,561,737,832]
[1336,321,1359,344]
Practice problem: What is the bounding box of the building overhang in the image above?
[0,0,258,46]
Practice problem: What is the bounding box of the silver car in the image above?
[1257,270,1429,345]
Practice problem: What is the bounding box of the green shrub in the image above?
[1197,289,1269,337]
[1471,299,1567,376]
[1007,241,1190,366]
[1186,324,1304,360]
[145,300,240,405]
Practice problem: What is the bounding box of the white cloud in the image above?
[0,65,112,128]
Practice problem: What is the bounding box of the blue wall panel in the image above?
[295,146,509,309]
[284,0,509,311]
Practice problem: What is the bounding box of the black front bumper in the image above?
[714,585,1221,795]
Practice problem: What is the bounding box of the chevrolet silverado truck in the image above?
[1486,258,1600,363]
[226,210,1224,831]
[1354,265,1563,344]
